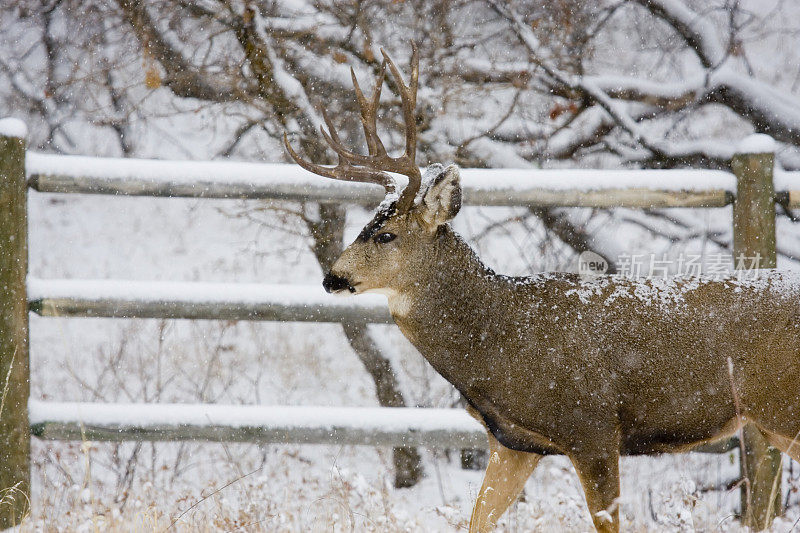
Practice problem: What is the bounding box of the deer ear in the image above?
[419,164,462,229]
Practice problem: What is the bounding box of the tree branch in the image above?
[632,0,727,68]
[115,0,241,102]
[486,0,733,166]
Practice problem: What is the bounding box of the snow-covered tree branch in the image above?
[486,0,800,169]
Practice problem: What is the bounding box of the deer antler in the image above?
[283,45,421,214]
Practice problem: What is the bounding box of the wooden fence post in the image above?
[0,119,30,528]
[731,133,781,530]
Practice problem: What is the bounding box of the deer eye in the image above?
[374,232,397,244]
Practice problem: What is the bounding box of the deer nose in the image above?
[323,272,355,293]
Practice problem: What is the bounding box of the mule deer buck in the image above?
[284,48,800,532]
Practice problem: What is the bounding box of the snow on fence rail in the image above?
[28,400,738,453]
[29,402,487,448]
[27,278,393,323]
[0,124,791,527]
[27,152,740,208]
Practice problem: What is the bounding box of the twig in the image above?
[727,357,751,519]
[165,467,261,531]
[0,347,16,420]
[456,88,523,153]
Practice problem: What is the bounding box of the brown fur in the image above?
[328,165,800,532]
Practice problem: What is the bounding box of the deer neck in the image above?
[386,226,516,386]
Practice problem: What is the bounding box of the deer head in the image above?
[284,46,462,299]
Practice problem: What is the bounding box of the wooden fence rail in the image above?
[27,278,393,323]
[26,152,738,207]
[29,402,488,448]
[28,400,739,452]
[2,121,798,529]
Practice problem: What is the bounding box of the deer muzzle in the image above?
[323,272,356,294]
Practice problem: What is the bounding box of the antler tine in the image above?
[318,106,381,167]
[350,62,388,158]
[381,45,419,160]
[283,133,396,192]
[381,44,421,213]
[319,107,344,150]
[283,132,339,180]
[318,123,377,168]
[319,107,361,165]
[284,45,422,212]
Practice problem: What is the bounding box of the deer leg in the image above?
[570,450,621,533]
[763,430,800,463]
[468,430,541,533]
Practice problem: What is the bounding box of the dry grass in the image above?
[16,435,800,533]
[8,315,798,532]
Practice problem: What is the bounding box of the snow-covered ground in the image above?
[20,188,800,532]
